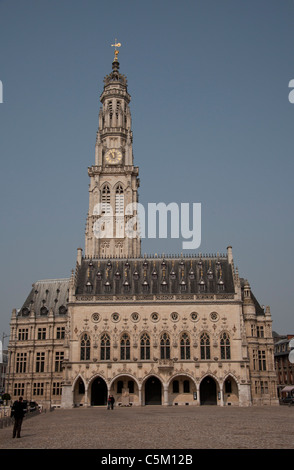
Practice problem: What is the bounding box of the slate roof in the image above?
[18,278,70,317]
[75,255,235,296]
[240,277,265,315]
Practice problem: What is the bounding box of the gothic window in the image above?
[115,185,124,215]
[116,100,121,119]
[108,101,113,120]
[172,380,179,393]
[120,333,130,360]
[183,380,190,393]
[160,333,170,360]
[128,380,134,394]
[101,185,111,214]
[80,333,91,361]
[140,333,150,360]
[180,333,191,360]
[225,378,232,393]
[78,379,85,394]
[101,333,111,360]
[200,332,210,360]
[220,332,231,360]
[117,380,123,393]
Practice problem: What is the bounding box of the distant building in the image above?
[7,51,279,408]
[273,333,294,398]
[0,344,8,396]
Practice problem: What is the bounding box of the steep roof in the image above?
[75,255,235,296]
[18,278,70,317]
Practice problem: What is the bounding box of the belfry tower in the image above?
[85,44,141,259]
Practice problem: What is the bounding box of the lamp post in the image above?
[1,333,10,398]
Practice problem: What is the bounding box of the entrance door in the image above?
[91,377,107,406]
[200,376,217,405]
[145,376,162,405]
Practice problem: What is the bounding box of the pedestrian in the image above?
[107,394,115,410]
[11,396,25,438]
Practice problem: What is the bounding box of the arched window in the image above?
[140,333,150,360]
[120,333,130,360]
[128,380,134,394]
[220,332,231,360]
[160,333,170,360]
[80,333,91,361]
[115,185,124,215]
[117,380,123,393]
[200,332,210,360]
[101,184,111,214]
[180,333,190,360]
[78,379,85,394]
[101,333,110,360]
[183,380,190,393]
[172,380,179,393]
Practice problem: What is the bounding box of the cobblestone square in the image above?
[0,406,293,450]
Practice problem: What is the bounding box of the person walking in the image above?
[107,395,115,410]
[12,396,25,438]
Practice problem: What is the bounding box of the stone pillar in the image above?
[163,384,169,406]
[61,384,73,408]
[84,386,88,407]
[138,385,142,406]
[219,388,224,406]
[196,384,200,406]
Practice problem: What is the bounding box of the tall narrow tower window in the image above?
[101,185,111,214]
[108,101,113,120]
[120,333,130,360]
[160,333,170,360]
[115,185,124,215]
[80,333,91,361]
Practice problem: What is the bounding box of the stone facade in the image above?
[6,55,279,408]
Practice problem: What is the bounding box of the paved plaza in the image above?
[0,405,293,450]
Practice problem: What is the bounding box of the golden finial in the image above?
[111,39,121,61]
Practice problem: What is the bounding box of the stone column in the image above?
[219,388,224,406]
[61,385,73,408]
[138,385,142,406]
[163,384,169,406]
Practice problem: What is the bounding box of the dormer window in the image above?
[40,306,48,316]
[86,281,93,293]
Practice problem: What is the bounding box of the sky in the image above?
[0,0,293,341]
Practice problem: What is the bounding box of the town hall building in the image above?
[6,48,279,408]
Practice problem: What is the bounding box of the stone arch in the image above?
[142,373,164,406]
[221,373,239,406]
[89,374,108,406]
[168,372,197,406]
[110,373,140,406]
[72,374,87,407]
[199,373,220,405]
[114,181,125,192]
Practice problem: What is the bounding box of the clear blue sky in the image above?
[0,0,293,340]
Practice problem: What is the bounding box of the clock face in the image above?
[105,148,123,164]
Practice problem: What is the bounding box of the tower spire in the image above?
[85,44,141,259]
[111,39,121,62]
